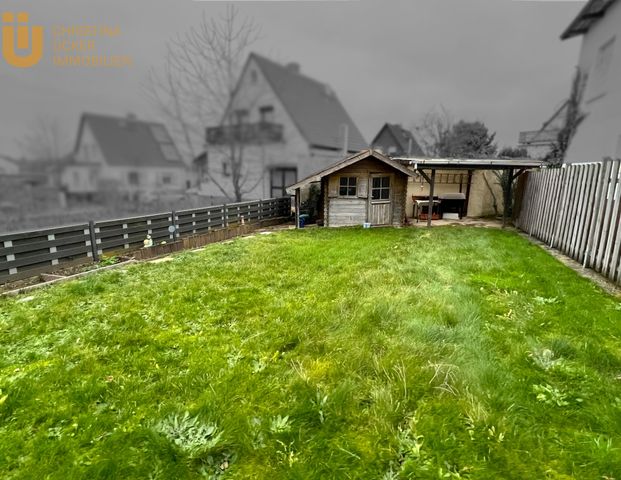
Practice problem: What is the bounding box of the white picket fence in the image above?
[516,159,621,285]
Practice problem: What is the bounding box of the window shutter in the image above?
[357,177,368,198]
[328,176,338,197]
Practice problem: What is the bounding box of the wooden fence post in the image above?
[88,220,99,262]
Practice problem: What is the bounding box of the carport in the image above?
[392,157,545,227]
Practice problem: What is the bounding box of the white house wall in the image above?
[566,0,621,163]
[75,124,106,165]
[202,57,356,200]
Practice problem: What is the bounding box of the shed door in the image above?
[369,175,392,225]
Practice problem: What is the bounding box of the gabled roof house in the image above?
[201,52,367,200]
[63,113,187,199]
[371,123,424,157]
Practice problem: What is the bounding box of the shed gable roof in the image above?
[286,149,413,193]
[74,113,185,168]
[248,53,367,151]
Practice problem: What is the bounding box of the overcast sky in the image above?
[0,0,585,159]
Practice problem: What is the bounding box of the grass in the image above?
[1,226,621,479]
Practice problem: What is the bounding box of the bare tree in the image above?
[413,106,453,157]
[144,6,261,201]
[16,116,70,160]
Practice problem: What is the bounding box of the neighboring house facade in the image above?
[518,100,568,159]
[62,113,188,200]
[561,0,621,163]
[371,123,424,157]
[200,53,367,200]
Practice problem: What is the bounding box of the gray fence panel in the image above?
[516,160,621,285]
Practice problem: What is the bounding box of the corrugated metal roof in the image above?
[250,53,367,151]
[393,157,545,170]
[75,113,185,168]
[561,0,617,40]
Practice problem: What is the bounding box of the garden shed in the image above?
[287,149,412,227]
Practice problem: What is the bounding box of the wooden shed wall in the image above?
[322,159,408,227]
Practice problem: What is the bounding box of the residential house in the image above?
[518,100,568,159]
[201,53,367,200]
[371,123,424,157]
[561,0,621,163]
[62,113,188,200]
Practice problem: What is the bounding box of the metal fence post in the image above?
[88,220,99,262]
[171,210,178,242]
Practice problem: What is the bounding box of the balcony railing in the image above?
[206,122,284,145]
[518,129,560,145]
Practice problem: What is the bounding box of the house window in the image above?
[339,177,357,196]
[270,168,297,197]
[250,70,258,83]
[260,106,274,123]
[160,174,174,185]
[128,171,139,185]
[234,109,248,124]
[371,176,390,200]
[222,162,230,177]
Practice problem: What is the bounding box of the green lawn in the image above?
[1,227,621,479]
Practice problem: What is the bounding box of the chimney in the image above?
[286,62,300,74]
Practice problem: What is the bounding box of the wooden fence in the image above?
[0,197,290,284]
[515,159,621,285]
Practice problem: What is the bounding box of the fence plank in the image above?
[594,161,620,272]
[587,160,612,268]
[551,167,569,249]
[602,164,621,277]
[574,163,597,264]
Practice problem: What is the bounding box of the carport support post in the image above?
[295,188,301,229]
[427,169,436,228]
[464,170,473,218]
[502,168,514,228]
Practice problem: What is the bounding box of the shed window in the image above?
[339,177,357,196]
[371,176,390,200]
